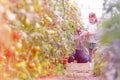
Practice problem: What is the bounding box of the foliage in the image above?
[0,0,81,80]
[94,0,120,80]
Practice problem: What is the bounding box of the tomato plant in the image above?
[0,0,80,79]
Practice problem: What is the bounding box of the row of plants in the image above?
[0,0,81,80]
[94,0,120,80]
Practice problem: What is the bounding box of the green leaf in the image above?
[69,21,74,27]
[25,18,32,30]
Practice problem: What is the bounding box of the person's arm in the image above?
[85,29,96,36]
[75,32,86,43]
[87,31,95,36]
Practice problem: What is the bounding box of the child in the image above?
[87,12,98,62]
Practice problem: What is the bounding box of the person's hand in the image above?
[86,31,95,36]
[89,32,95,35]
[82,31,89,37]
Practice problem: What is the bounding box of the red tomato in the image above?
[12,31,20,41]
[4,49,12,58]
[63,59,68,64]
[0,55,3,61]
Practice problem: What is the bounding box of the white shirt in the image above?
[87,23,97,43]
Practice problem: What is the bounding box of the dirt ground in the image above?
[38,63,99,80]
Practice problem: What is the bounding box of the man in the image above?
[68,24,89,63]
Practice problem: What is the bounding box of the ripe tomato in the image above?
[31,46,40,54]
[60,54,68,64]
[12,30,20,41]
[0,55,3,61]
[60,58,68,64]
[28,62,36,69]
[4,49,12,58]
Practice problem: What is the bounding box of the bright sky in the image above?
[74,0,104,26]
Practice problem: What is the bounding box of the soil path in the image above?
[38,63,99,80]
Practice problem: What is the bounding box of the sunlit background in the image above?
[0,0,120,80]
[75,0,104,26]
